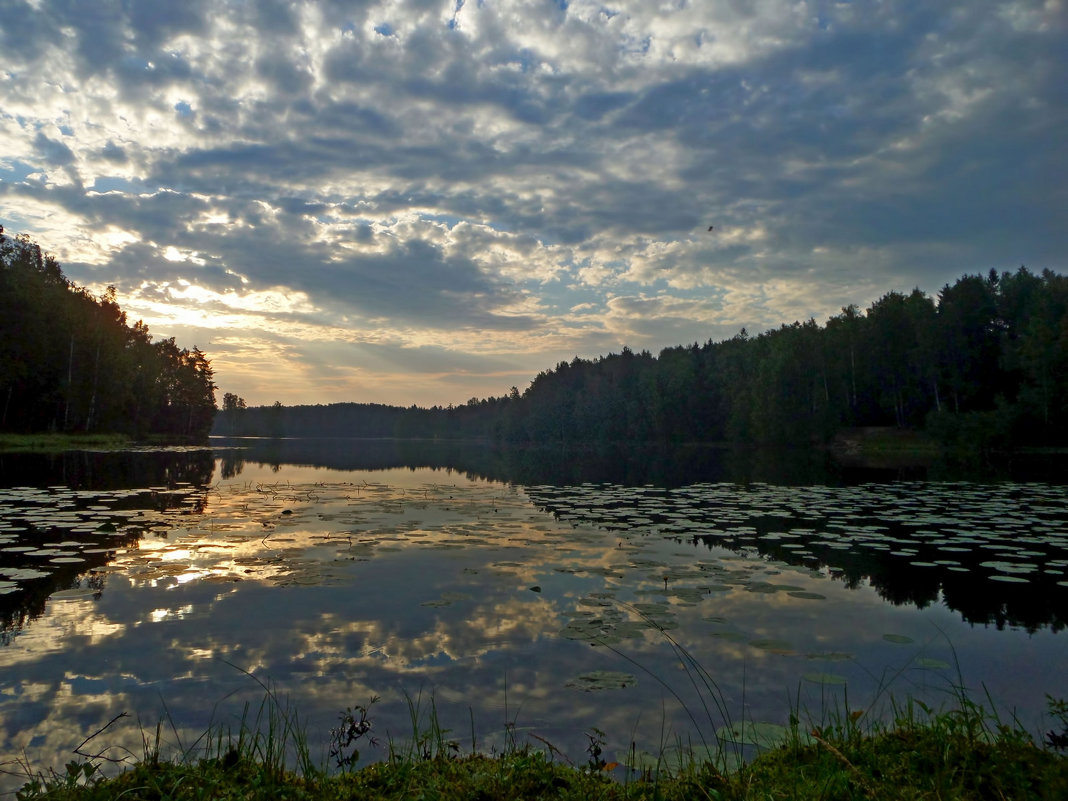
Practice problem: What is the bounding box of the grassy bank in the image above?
[0,432,134,453]
[10,691,1067,801]
[830,426,942,463]
[0,432,212,452]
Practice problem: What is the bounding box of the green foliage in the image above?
[1047,695,1068,752]
[329,697,379,771]
[14,691,1067,801]
[220,266,1068,449]
[0,231,217,438]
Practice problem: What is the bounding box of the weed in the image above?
[584,727,611,771]
[1047,695,1068,751]
[329,696,380,771]
[390,690,461,763]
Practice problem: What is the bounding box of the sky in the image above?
[1,1,1065,408]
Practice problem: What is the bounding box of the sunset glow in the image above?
[2,1,1064,406]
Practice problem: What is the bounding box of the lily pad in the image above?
[882,634,914,644]
[914,658,952,670]
[802,672,848,686]
[806,651,855,662]
[708,630,747,642]
[50,588,98,600]
[565,671,637,692]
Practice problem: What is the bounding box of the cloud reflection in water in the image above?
[1,463,1066,790]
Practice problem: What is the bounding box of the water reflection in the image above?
[208,436,1067,486]
[0,449,214,640]
[524,482,1068,632]
[0,448,216,490]
[0,444,1065,792]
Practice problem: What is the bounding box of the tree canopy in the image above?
[0,230,216,438]
[221,266,1068,450]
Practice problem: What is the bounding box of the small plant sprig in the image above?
[13,760,101,801]
[1046,695,1068,751]
[329,696,380,771]
[580,726,615,773]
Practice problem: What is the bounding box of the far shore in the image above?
[0,432,212,453]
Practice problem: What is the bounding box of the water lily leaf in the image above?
[744,582,780,594]
[565,671,636,691]
[1,567,51,580]
[802,672,848,686]
[787,591,826,600]
[700,584,732,593]
[882,634,914,644]
[50,588,98,600]
[914,658,952,670]
[806,651,854,661]
[708,631,747,642]
[560,622,603,641]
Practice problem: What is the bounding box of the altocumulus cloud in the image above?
[0,0,1065,406]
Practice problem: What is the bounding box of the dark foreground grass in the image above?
[10,692,1068,801]
[10,733,1066,801]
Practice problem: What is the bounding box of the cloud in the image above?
[1,0,1064,404]
[33,132,76,166]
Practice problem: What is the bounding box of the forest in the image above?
[220,265,1068,450]
[0,230,217,438]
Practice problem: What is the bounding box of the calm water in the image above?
[0,441,1066,788]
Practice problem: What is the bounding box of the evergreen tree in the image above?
[0,231,217,438]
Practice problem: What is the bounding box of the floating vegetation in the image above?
[564,670,637,691]
[882,634,915,644]
[749,639,795,654]
[806,651,855,662]
[1,455,1067,790]
[914,658,952,670]
[802,672,848,685]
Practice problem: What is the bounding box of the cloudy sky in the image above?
[1,1,1065,407]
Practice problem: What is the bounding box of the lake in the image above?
[1,439,1066,787]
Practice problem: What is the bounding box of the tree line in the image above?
[220,265,1067,450]
[0,230,217,438]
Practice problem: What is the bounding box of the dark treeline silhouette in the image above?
[220,265,1068,449]
[0,231,217,437]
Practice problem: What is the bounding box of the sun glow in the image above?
[125,281,319,331]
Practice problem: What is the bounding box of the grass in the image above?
[7,612,1068,799]
[0,432,212,452]
[6,611,1066,799]
[0,432,135,453]
[832,426,943,461]
[8,667,1067,801]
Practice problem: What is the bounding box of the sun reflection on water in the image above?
[0,463,1066,791]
